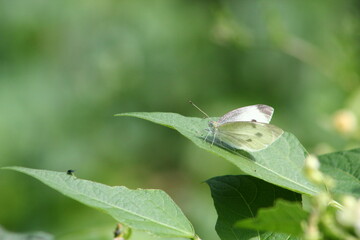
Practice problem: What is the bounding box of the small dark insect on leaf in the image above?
[113,223,131,240]
[114,227,121,237]
[67,169,75,176]
[114,223,124,239]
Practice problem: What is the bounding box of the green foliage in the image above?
[319,149,360,198]
[206,175,301,240]
[116,112,320,195]
[235,200,308,236]
[2,167,195,239]
[115,112,360,239]
[3,111,360,239]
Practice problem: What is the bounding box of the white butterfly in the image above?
[190,102,283,152]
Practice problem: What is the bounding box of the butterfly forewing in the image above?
[217,104,274,125]
[216,122,283,151]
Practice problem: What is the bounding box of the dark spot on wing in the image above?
[246,139,252,142]
[251,119,257,122]
[257,104,273,116]
[255,132,263,137]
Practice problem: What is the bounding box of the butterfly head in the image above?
[208,120,219,131]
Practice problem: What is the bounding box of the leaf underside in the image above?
[207,175,302,240]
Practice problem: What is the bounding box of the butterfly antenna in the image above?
[188,100,210,118]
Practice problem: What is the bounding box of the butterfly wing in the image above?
[217,104,274,124]
[215,121,283,151]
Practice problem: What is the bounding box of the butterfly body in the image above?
[207,104,283,152]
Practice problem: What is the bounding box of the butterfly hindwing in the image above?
[215,121,283,151]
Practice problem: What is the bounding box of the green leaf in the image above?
[116,112,319,195]
[2,167,195,239]
[319,148,360,198]
[207,175,302,240]
[0,225,53,240]
[236,200,308,236]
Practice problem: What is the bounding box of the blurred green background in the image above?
[0,0,359,239]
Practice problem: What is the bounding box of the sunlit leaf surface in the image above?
[117,112,320,195]
[2,167,195,239]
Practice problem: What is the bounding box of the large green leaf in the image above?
[236,200,308,236]
[0,225,53,240]
[2,167,195,239]
[319,148,360,198]
[207,175,301,240]
[116,112,319,195]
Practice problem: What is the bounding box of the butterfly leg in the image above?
[211,132,217,147]
[203,128,211,142]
